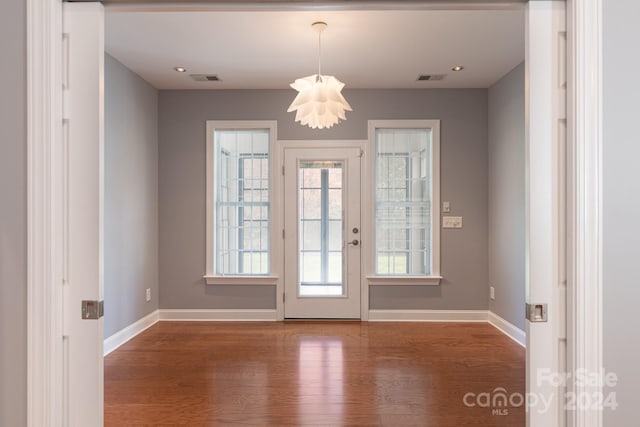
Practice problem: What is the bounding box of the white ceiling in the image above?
[105,8,524,90]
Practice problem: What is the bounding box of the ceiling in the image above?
[105,7,524,90]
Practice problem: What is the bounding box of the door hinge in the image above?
[82,300,104,320]
[282,165,285,175]
[282,229,285,239]
[359,149,364,158]
[283,293,285,303]
[525,303,548,323]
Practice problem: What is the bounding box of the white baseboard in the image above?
[368,309,489,322]
[103,309,523,355]
[158,309,277,321]
[488,311,526,347]
[104,309,160,356]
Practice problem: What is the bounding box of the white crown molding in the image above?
[105,2,526,13]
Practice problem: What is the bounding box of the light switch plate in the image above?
[442,216,463,228]
[442,201,451,213]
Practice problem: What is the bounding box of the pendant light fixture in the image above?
[287,22,352,130]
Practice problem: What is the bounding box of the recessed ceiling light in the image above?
[451,65,464,72]
[174,67,187,73]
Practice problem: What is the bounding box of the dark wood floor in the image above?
[105,321,525,426]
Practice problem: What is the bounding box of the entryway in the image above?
[283,144,363,318]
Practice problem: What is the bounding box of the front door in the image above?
[283,146,362,318]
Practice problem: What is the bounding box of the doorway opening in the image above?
[282,144,363,319]
[31,1,584,426]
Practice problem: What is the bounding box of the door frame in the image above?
[566,0,604,425]
[27,0,65,425]
[27,1,604,426]
[277,140,369,321]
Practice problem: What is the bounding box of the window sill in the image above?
[203,275,279,286]
[366,275,442,286]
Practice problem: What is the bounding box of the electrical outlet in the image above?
[145,288,151,302]
[490,286,495,300]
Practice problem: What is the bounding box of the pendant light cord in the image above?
[311,22,327,82]
[317,28,322,81]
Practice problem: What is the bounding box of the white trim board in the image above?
[369,309,526,347]
[368,309,488,322]
[158,309,278,321]
[568,0,604,426]
[27,0,64,425]
[103,309,524,358]
[488,311,526,347]
[103,310,160,356]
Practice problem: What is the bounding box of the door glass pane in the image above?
[298,161,344,296]
[302,220,321,251]
[327,252,343,283]
[300,253,321,283]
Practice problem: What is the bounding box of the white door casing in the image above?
[27,0,64,424]
[526,1,567,426]
[283,144,362,319]
[567,0,605,426]
[62,3,105,426]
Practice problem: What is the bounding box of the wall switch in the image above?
[442,201,451,213]
[442,216,463,228]
[490,286,495,300]
[145,288,151,302]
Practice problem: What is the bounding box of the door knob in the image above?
[347,239,359,246]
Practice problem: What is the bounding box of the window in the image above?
[370,121,440,278]
[206,121,276,278]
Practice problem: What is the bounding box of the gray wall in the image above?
[105,54,159,338]
[487,62,526,330]
[0,0,27,425]
[159,89,488,310]
[603,0,640,423]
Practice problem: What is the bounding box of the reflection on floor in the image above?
[104,321,525,426]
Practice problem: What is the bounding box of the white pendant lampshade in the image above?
[287,74,352,129]
[288,22,352,129]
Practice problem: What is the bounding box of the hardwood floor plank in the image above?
[105,321,524,426]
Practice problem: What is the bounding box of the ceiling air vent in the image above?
[417,74,446,81]
[190,74,222,82]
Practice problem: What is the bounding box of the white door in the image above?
[283,146,362,318]
[63,3,105,426]
[525,1,567,425]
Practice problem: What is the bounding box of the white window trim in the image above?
[204,120,278,283]
[203,275,279,286]
[366,120,441,284]
[366,275,442,286]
